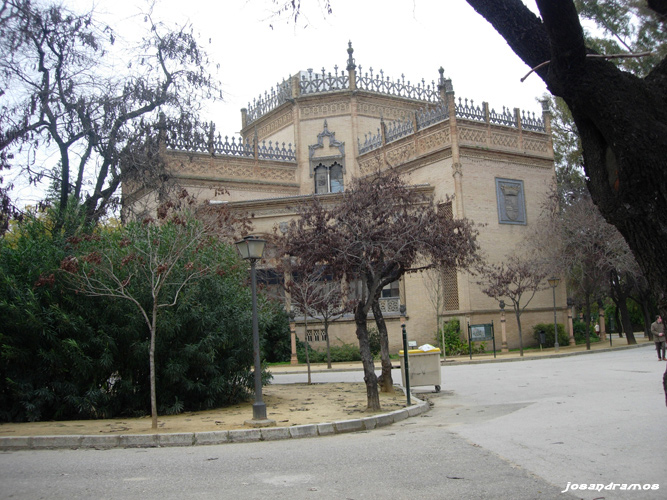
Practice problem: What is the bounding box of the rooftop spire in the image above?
[346,41,356,71]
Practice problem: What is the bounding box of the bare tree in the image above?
[423,263,448,354]
[281,170,479,410]
[477,254,549,356]
[60,197,246,429]
[531,184,643,347]
[281,260,352,377]
[306,275,352,370]
[0,0,220,224]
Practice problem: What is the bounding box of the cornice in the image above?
[460,147,554,169]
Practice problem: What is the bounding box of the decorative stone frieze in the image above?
[386,143,416,166]
[300,101,350,119]
[417,129,451,154]
[523,137,550,153]
[491,133,519,149]
[356,102,413,121]
[169,155,297,184]
[458,127,488,145]
[257,110,294,140]
[358,154,384,175]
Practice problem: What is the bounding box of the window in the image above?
[314,163,344,194]
[256,269,283,286]
[306,329,327,342]
[381,281,400,298]
[256,268,284,301]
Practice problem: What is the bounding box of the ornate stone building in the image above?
[124,43,566,354]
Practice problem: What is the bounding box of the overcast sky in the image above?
[11,0,548,207]
[90,0,548,135]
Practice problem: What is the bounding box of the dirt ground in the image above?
[0,383,408,437]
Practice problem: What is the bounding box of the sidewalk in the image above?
[1,333,652,451]
[269,333,653,375]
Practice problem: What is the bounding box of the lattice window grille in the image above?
[306,328,326,342]
[378,297,401,314]
[442,266,459,311]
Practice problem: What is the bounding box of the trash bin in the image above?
[398,347,442,392]
[538,330,546,346]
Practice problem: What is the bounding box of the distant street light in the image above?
[548,277,561,352]
[235,235,274,427]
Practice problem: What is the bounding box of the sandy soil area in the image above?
[0,383,408,436]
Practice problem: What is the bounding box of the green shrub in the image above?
[573,320,600,344]
[532,323,569,348]
[436,319,485,356]
[0,208,277,422]
[260,303,291,363]
[368,326,382,357]
[296,341,361,363]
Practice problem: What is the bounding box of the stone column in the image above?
[290,321,298,365]
[568,299,576,346]
[514,106,524,150]
[440,71,464,219]
[241,108,247,130]
[500,302,508,353]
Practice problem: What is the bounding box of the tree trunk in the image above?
[372,301,394,393]
[514,306,524,357]
[150,305,158,429]
[584,295,592,350]
[617,299,637,345]
[355,302,380,411]
[633,289,654,340]
[303,315,312,385]
[324,317,332,369]
[466,0,667,317]
[610,273,637,345]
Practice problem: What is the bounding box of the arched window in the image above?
[314,162,344,194]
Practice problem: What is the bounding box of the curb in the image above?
[0,390,429,452]
[1,344,648,451]
[442,341,651,366]
[269,342,652,374]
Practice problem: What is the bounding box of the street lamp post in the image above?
[548,277,560,352]
[235,235,275,427]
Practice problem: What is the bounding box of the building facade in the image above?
[124,43,567,355]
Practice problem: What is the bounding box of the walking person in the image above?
[651,315,666,360]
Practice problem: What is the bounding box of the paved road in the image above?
[275,344,666,499]
[1,345,663,499]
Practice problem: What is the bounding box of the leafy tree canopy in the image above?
[0,203,276,423]
[0,0,220,226]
